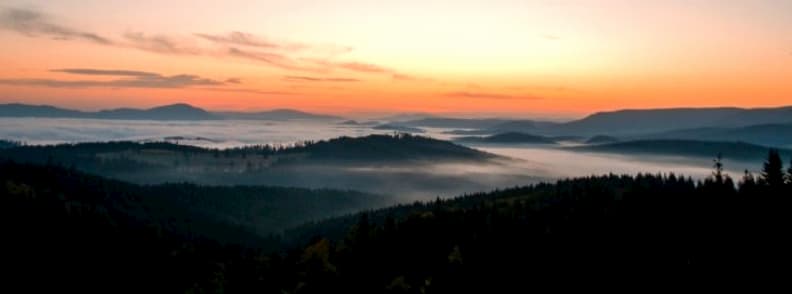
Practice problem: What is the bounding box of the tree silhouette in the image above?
[761,149,784,187]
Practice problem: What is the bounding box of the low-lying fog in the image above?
[1,118,758,201]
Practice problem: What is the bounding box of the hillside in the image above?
[0,103,342,121]
[641,123,792,147]
[215,108,342,121]
[572,139,792,161]
[455,132,557,144]
[5,155,791,292]
[0,134,501,196]
[555,106,792,135]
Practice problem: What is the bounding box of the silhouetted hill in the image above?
[573,139,792,161]
[0,103,345,121]
[585,135,620,144]
[96,103,216,120]
[556,106,792,135]
[216,108,342,121]
[0,103,217,120]
[456,132,557,144]
[372,124,425,133]
[641,123,792,148]
[0,103,85,117]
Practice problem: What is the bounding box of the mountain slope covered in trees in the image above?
[5,151,792,292]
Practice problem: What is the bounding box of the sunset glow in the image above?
[2,0,791,116]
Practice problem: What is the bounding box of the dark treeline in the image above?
[0,133,491,164]
[3,151,792,292]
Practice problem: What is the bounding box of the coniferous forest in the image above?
[3,149,791,293]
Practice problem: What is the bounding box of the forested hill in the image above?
[281,153,792,291]
[573,139,792,161]
[0,161,384,242]
[0,133,493,167]
[5,152,792,292]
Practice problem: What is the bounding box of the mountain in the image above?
[555,106,792,136]
[0,103,217,120]
[215,108,342,121]
[0,103,343,121]
[96,103,216,120]
[455,132,557,144]
[0,103,86,118]
[572,139,791,161]
[640,123,792,148]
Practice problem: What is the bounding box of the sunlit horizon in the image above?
[2,0,791,116]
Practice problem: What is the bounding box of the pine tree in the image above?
[761,149,784,187]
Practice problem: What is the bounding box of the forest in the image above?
[2,150,791,292]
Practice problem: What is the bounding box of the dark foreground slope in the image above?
[5,154,792,292]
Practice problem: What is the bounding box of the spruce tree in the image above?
[761,149,784,187]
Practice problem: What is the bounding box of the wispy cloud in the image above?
[1,7,421,81]
[51,68,159,77]
[123,32,201,55]
[228,47,323,72]
[195,31,282,49]
[283,76,360,82]
[444,91,542,100]
[198,87,293,96]
[0,7,113,45]
[0,68,224,88]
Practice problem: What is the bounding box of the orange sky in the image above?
[1,1,791,118]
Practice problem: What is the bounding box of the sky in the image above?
[1,0,791,117]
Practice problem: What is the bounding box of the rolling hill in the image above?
[0,103,342,121]
[572,139,792,161]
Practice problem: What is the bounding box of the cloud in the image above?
[1,68,224,88]
[195,31,282,49]
[444,91,542,100]
[199,87,293,96]
[123,32,201,55]
[391,73,416,81]
[336,62,389,73]
[0,7,113,45]
[283,76,360,82]
[225,78,242,84]
[1,7,420,80]
[51,68,159,77]
[228,47,324,72]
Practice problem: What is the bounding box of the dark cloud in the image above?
[0,69,224,88]
[444,91,542,100]
[0,7,113,45]
[225,78,242,84]
[51,68,159,77]
[123,32,200,55]
[283,76,360,82]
